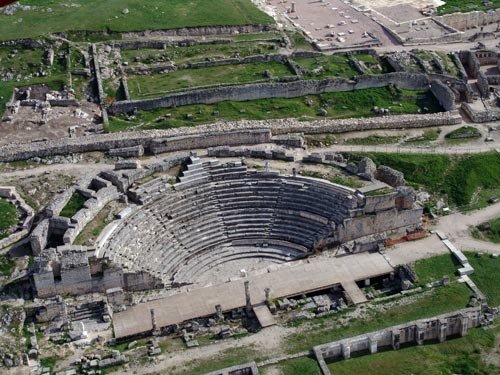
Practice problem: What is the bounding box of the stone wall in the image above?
[314,307,482,374]
[430,80,456,111]
[476,71,490,98]
[109,72,430,114]
[0,186,35,250]
[122,24,274,38]
[459,50,480,79]
[438,10,500,31]
[462,102,500,123]
[0,111,462,162]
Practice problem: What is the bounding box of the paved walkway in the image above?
[113,251,393,338]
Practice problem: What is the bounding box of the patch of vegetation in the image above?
[404,129,440,144]
[278,356,322,375]
[445,126,481,139]
[60,192,86,218]
[345,135,400,145]
[107,87,441,132]
[364,188,394,197]
[413,253,460,286]
[74,203,119,246]
[300,170,363,189]
[293,54,359,79]
[328,323,499,375]
[473,218,500,244]
[286,283,471,353]
[353,152,500,208]
[40,356,58,372]
[176,345,265,375]
[0,0,273,41]
[354,54,382,75]
[438,0,500,15]
[466,252,500,306]
[121,39,281,66]
[125,61,294,99]
[0,254,16,277]
[0,198,18,240]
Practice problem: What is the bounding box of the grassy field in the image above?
[125,62,293,99]
[355,153,500,208]
[276,356,322,375]
[0,198,18,240]
[121,39,281,66]
[328,323,499,375]
[438,0,500,15]
[293,55,359,79]
[107,87,441,132]
[466,252,500,306]
[60,192,86,218]
[413,253,461,286]
[0,46,68,110]
[0,0,273,41]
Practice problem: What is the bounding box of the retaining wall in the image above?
[109,72,430,114]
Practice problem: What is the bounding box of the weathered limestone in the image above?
[108,145,144,158]
[375,166,405,187]
[203,362,259,375]
[0,112,461,162]
[430,80,456,111]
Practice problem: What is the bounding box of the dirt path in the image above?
[435,202,500,253]
[129,325,294,375]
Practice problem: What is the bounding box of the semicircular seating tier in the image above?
[100,157,420,287]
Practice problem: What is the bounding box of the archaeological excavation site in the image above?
[0,1,499,374]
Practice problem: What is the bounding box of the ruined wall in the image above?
[459,50,480,78]
[122,24,274,38]
[0,111,461,162]
[476,71,490,98]
[314,307,482,374]
[430,80,456,111]
[462,102,500,123]
[109,72,430,114]
[438,10,500,31]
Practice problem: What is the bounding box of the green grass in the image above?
[445,126,481,139]
[107,87,441,132]
[438,0,500,15]
[293,55,359,79]
[0,254,16,277]
[125,62,293,99]
[328,323,499,375]
[0,0,273,41]
[277,356,322,375]
[60,192,86,218]
[300,170,363,189]
[286,283,471,353]
[40,356,58,372]
[0,198,18,240]
[175,345,265,375]
[74,204,116,246]
[354,53,383,74]
[0,45,69,111]
[345,135,400,145]
[414,253,460,286]
[121,40,280,66]
[354,152,500,208]
[404,129,440,144]
[466,252,500,306]
[473,218,500,245]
